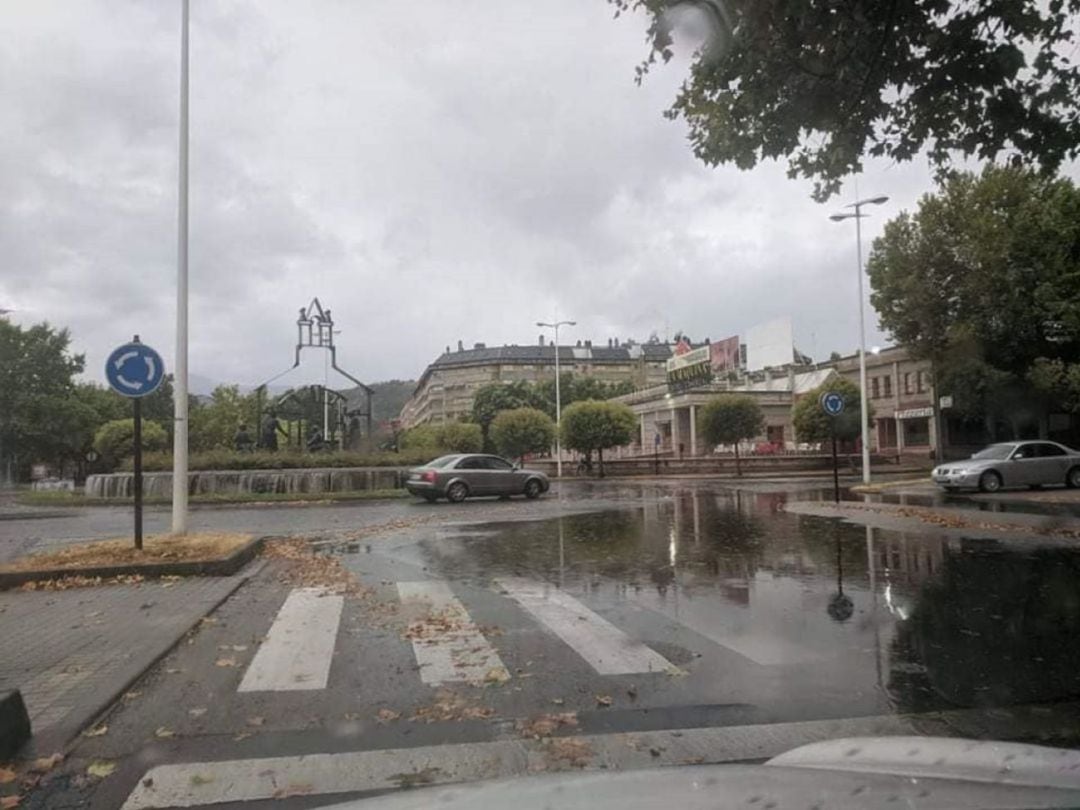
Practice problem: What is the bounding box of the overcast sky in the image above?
[2,1,1055,391]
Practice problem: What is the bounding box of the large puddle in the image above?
[416,487,1080,718]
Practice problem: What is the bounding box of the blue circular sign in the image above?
[105,341,165,398]
[820,391,845,417]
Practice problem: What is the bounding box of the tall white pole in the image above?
[554,324,562,479]
[855,208,871,485]
[171,0,190,534]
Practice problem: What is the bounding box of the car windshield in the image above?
[971,445,1017,460]
[10,3,1080,806]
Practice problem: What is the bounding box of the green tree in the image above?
[560,400,637,478]
[0,320,87,479]
[400,422,482,454]
[867,166,1080,437]
[793,378,868,445]
[436,422,483,453]
[613,0,1080,201]
[471,381,545,449]
[189,385,257,452]
[490,408,556,463]
[93,418,169,467]
[697,395,765,476]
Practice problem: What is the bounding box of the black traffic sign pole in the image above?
[831,420,840,504]
[133,395,143,550]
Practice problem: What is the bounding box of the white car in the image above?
[932,441,1080,492]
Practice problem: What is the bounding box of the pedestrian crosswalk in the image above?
[233,575,675,696]
[238,587,343,692]
[497,577,672,674]
[396,580,509,685]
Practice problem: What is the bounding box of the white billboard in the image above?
[746,317,794,370]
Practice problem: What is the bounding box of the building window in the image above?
[903,372,912,394]
[883,376,892,397]
[871,377,880,399]
[917,370,927,392]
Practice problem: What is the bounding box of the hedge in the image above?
[122,448,439,472]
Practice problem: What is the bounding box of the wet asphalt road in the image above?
[21,479,1080,808]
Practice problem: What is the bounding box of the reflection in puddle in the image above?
[420,487,1080,717]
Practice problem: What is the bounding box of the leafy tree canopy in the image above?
[490,408,556,462]
[0,320,86,476]
[93,418,169,466]
[867,165,1080,427]
[560,400,637,475]
[613,0,1080,200]
[793,377,868,443]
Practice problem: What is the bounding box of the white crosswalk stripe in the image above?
[397,580,509,685]
[238,587,344,692]
[496,577,672,675]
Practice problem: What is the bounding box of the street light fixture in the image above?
[537,319,576,479]
[830,194,889,485]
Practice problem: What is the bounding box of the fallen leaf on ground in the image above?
[154,727,175,739]
[232,732,251,741]
[214,657,237,668]
[165,668,182,675]
[544,738,594,768]
[189,774,214,786]
[483,667,510,685]
[271,783,314,799]
[0,796,20,809]
[664,666,688,678]
[87,761,116,778]
[517,712,579,739]
[376,709,401,723]
[29,754,63,773]
[0,767,15,784]
[188,708,207,718]
[246,716,264,727]
[218,644,248,652]
[123,691,142,700]
[550,698,565,706]
[595,694,613,707]
[83,724,108,737]
[200,617,218,625]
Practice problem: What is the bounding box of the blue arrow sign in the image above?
[105,341,165,398]
[820,391,845,417]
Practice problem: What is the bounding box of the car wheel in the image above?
[446,481,469,503]
[1067,466,1080,489]
[978,471,1003,493]
[523,479,543,500]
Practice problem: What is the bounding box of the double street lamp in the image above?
[830,194,889,485]
[537,319,576,479]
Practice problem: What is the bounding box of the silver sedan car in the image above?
[405,453,550,503]
[932,440,1080,492]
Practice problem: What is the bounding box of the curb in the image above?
[50,558,266,755]
[0,536,266,591]
[0,690,31,760]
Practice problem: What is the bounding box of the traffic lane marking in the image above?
[397,581,508,686]
[238,588,344,692]
[496,578,672,675]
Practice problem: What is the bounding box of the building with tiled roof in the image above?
[398,336,684,427]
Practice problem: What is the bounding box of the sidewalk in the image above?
[0,563,261,756]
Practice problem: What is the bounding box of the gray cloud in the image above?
[4,0,1070,393]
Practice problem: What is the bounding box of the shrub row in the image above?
[122,448,437,472]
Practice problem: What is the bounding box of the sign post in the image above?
[820,391,846,504]
[105,336,165,550]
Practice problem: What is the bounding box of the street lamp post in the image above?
[172,0,191,534]
[537,320,576,478]
[830,194,888,485]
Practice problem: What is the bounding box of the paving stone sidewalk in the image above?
[0,564,260,756]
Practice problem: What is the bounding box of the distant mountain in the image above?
[342,379,415,427]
